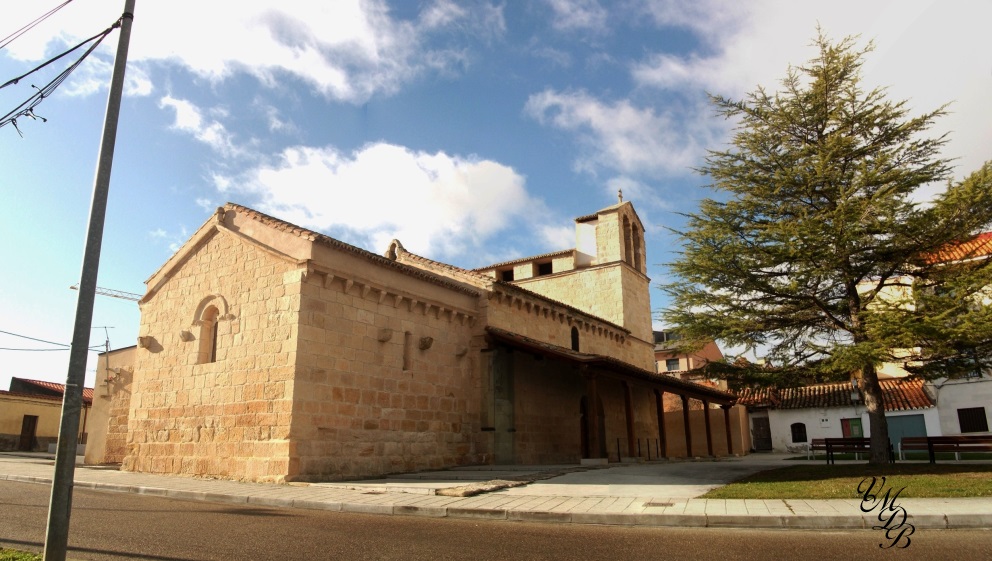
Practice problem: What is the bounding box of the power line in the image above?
[0,0,76,52]
[0,328,70,347]
[0,329,104,352]
[0,16,121,135]
[0,347,70,351]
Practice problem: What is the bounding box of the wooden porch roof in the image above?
[485,327,736,405]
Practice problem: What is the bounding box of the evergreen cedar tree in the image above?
[663,32,992,464]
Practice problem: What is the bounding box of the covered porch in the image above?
[483,328,748,465]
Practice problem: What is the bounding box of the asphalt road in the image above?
[1,480,990,561]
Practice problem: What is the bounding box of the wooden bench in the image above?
[810,437,893,464]
[809,438,827,460]
[900,435,992,463]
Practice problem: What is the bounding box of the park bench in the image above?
[810,437,893,464]
[900,435,992,463]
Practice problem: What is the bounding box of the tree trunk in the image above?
[860,363,890,464]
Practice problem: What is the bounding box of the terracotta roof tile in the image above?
[9,378,93,404]
[735,378,933,411]
[223,204,481,297]
[925,232,992,264]
[0,390,67,403]
[391,240,630,334]
[474,249,575,272]
[735,387,778,408]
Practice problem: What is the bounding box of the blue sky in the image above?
[2,0,990,391]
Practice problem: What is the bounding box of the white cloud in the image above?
[195,198,214,211]
[633,0,749,42]
[1,0,505,105]
[544,0,609,31]
[607,176,671,212]
[159,96,241,158]
[419,0,467,29]
[255,102,294,134]
[148,225,190,253]
[58,55,154,98]
[216,142,540,260]
[525,89,718,178]
[531,46,573,68]
[630,0,992,180]
[539,224,574,250]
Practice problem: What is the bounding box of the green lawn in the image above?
[702,464,992,499]
[789,452,992,462]
[0,549,41,561]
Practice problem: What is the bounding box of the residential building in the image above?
[737,378,937,453]
[0,378,93,452]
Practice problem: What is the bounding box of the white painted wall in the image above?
[768,407,848,452]
[762,406,941,453]
[930,376,992,435]
[574,222,596,267]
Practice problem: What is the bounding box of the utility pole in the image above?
[44,2,135,560]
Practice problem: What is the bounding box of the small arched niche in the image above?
[192,294,230,364]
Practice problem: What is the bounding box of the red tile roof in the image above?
[736,378,933,411]
[474,249,575,272]
[0,390,66,403]
[10,378,93,405]
[926,232,992,264]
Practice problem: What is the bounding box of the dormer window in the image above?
[501,269,515,282]
[536,262,553,276]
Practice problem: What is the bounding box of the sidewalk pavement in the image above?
[2,452,990,530]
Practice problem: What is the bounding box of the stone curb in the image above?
[1,473,984,530]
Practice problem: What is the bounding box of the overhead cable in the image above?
[0,328,70,347]
[0,329,105,352]
[0,0,75,52]
[0,16,121,135]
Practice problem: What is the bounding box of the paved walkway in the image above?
[2,452,990,530]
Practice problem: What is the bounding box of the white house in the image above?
[738,378,939,453]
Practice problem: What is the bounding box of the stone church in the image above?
[103,199,745,482]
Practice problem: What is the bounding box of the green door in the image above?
[887,414,927,449]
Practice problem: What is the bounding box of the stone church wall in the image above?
[124,229,301,482]
[289,249,487,481]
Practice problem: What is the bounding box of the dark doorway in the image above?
[19,415,39,451]
[751,416,772,451]
[579,396,606,458]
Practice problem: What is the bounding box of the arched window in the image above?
[198,305,219,364]
[790,422,807,443]
[632,224,642,272]
[622,215,633,265]
[571,327,580,351]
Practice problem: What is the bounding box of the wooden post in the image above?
[703,399,714,456]
[681,395,692,457]
[622,381,635,459]
[585,372,602,459]
[654,389,667,458]
[722,405,734,456]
